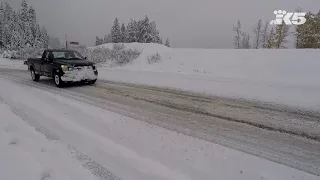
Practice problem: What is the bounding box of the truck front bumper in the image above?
[61,69,98,82]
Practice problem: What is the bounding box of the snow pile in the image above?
[0,58,27,70]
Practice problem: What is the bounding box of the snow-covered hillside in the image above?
[94,43,320,110]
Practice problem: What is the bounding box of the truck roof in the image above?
[46,49,77,52]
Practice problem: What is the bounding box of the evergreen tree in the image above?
[127,19,139,42]
[28,6,37,44]
[149,21,160,43]
[11,11,23,49]
[33,24,42,48]
[0,2,4,48]
[296,12,320,48]
[165,38,170,47]
[120,23,126,42]
[103,33,112,43]
[111,17,121,43]
[40,26,48,48]
[138,16,153,43]
[95,36,103,46]
[4,2,13,49]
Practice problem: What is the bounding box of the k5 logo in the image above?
[270,10,306,25]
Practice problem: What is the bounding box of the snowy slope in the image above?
[0,77,318,180]
[94,44,320,111]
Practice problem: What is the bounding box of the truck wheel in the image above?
[89,80,97,85]
[54,72,64,88]
[30,68,40,81]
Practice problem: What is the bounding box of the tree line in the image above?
[95,16,171,47]
[233,10,320,49]
[0,0,55,50]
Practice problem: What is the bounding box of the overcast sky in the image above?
[7,0,320,48]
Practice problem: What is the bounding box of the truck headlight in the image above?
[61,65,68,72]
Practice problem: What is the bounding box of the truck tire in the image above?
[89,80,97,85]
[53,72,64,88]
[30,68,40,82]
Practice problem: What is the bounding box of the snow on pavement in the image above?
[0,97,98,180]
[0,77,318,180]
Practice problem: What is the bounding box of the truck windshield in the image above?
[52,51,84,60]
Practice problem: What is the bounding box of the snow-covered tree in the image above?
[28,6,37,43]
[267,27,276,48]
[3,1,13,49]
[295,11,320,48]
[95,36,103,46]
[165,38,170,47]
[48,35,61,49]
[111,17,121,43]
[149,21,160,43]
[0,2,4,48]
[252,19,262,49]
[127,18,139,42]
[120,23,126,43]
[40,26,48,48]
[274,22,290,48]
[159,37,163,44]
[138,16,153,43]
[261,21,269,48]
[103,33,112,43]
[233,20,242,49]
[241,32,251,49]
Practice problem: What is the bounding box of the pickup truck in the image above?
[26,49,98,87]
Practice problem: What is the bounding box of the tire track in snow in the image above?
[0,79,121,180]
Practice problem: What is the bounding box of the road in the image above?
[0,68,319,179]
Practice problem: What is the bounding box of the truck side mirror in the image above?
[84,57,87,60]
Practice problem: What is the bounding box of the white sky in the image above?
[6,0,320,48]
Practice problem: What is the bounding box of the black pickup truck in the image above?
[26,49,98,87]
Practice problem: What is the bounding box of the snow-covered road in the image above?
[0,69,319,180]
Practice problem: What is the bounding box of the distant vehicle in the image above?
[26,49,98,87]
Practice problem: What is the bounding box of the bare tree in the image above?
[261,21,269,48]
[233,20,242,48]
[252,19,262,48]
[267,27,276,48]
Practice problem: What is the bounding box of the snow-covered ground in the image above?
[2,44,320,110]
[0,58,27,70]
[0,96,98,180]
[0,77,318,180]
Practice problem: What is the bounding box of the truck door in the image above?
[41,51,53,77]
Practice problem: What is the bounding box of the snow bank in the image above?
[96,46,320,110]
[0,58,27,70]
